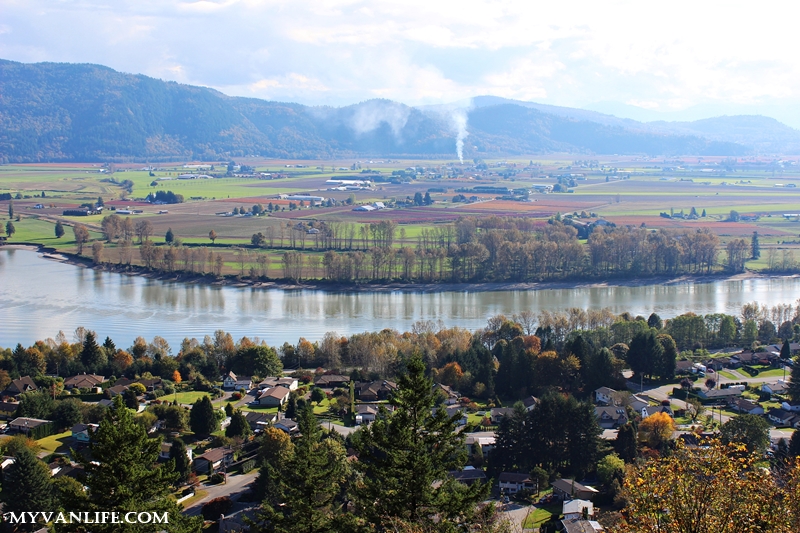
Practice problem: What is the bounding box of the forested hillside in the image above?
[0,59,752,162]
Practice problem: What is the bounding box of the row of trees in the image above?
[81,213,776,282]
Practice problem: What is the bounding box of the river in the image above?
[2,248,800,350]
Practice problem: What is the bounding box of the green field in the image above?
[5,156,800,279]
[36,430,73,454]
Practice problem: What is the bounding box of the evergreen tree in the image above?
[751,231,761,259]
[423,191,433,205]
[788,359,800,403]
[788,429,800,458]
[647,313,663,330]
[627,328,664,380]
[1,446,56,526]
[168,438,191,484]
[64,396,201,532]
[8,200,13,219]
[701,208,706,217]
[103,335,117,354]
[252,406,348,533]
[615,423,639,462]
[225,409,252,439]
[81,330,103,371]
[656,333,678,380]
[189,395,218,436]
[165,227,174,244]
[781,339,791,360]
[352,355,487,530]
[285,394,298,419]
[6,220,15,238]
[55,220,65,238]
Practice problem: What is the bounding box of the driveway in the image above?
[182,470,259,517]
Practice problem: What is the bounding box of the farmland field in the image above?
[3,155,800,278]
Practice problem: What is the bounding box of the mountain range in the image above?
[2,59,799,162]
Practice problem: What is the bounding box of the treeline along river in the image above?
[3,247,800,349]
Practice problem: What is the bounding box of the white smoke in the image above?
[350,100,411,138]
[451,108,469,164]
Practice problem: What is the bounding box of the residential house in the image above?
[628,395,649,413]
[222,372,251,391]
[9,417,52,435]
[356,381,397,402]
[448,468,487,486]
[465,431,496,458]
[704,358,731,371]
[107,384,129,397]
[138,378,164,391]
[356,404,380,425]
[642,405,674,419]
[243,411,278,432]
[490,407,515,425]
[697,385,744,401]
[2,376,37,398]
[71,423,99,442]
[274,419,299,435]
[0,402,18,420]
[522,396,539,411]
[675,360,695,374]
[258,387,290,407]
[763,381,789,397]
[432,406,467,426]
[594,387,616,405]
[731,398,764,415]
[192,447,234,473]
[314,374,350,388]
[433,383,460,405]
[595,406,628,429]
[498,472,535,494]
[159,442,193,462]
[258,377,298,391]
[63,374,105,390]
[767,408,796,427]
[781,401,800,413]
[561,519,604,533]
[563,499,595,520]
[551,479,598,501]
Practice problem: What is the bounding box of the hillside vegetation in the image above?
[0,59,762,162]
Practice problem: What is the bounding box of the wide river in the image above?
[2,247,800,350]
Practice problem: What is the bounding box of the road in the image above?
[638,366,791,429]
[182,470,259,517]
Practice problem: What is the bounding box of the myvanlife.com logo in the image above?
[3,511,169,525]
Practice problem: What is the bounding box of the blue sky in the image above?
[3,0,799,127]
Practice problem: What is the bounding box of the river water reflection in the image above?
[2,248,799,348]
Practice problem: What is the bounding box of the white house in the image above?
[563,499,595,520]
[594,387,616,405]
[222,372,252,391]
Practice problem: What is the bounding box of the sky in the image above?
[3,0,800,127]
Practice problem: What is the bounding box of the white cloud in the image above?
[2,0,800,125]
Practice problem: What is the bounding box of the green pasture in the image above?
[36,430,73,454]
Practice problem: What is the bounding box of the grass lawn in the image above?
[36,430,73,454]
[177,489,208,509]
[718,370,740,380]
[171,391,212,404]
[753,367,789,379]
[523,504,561,528]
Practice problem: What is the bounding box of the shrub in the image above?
[201,496,232,519]
[209,473,226,485]
[231,392,242,401]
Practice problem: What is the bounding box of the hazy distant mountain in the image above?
[0,58,781,162]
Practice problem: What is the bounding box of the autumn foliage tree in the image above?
[617,439,800,532]
[638,411,675,449]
